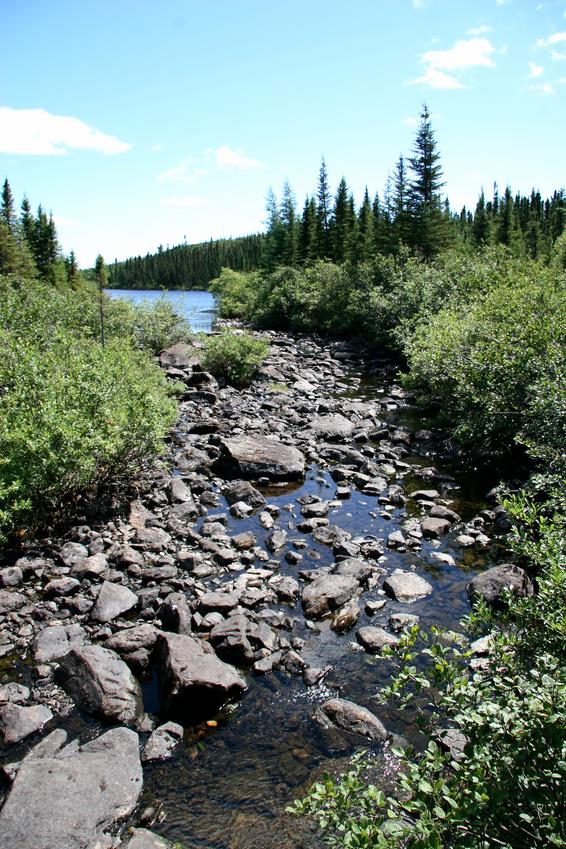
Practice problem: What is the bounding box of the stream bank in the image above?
[0,327,510,849]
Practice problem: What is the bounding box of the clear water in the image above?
[106,289,217,333]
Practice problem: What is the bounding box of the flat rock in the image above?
[216,435,305,481]
[198,590,239,614]
[356,626,400,653]
[0,727,142,849]
[57,645,143,725]
[0,703,53,744]
[91,581,138,623]
[155,632,247,723]
[301,573,359,619]
[314,698,388,741]
[310,414,355,441]
[105,623,161,655]
[421,516,451,538]
[467,564,533,610]
[383,569,433,603]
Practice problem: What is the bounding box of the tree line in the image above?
[108,105,565,290]
[0,179,81,288]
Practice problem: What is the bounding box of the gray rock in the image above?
[216,435,305,481]
[0,589,26,614]
[155,632,247,723]
[33,623,86,663]
[120,828,173,848]
[301,573,359,619]
[334,557,374,586]
[467,564,533,610]
[159,342,199,369]
[331,601,360,633]
[210,614,255,665]
[0,566,23,587]
[105,624,161,655]
[43,576,81,597]
[356,626,400,653]
[0,703,53,744]
[222,479,266,510]
[91,581,138,623]
[57,645,143,725]
[310,414,355,441]
[383,569,433,603]
[198,590,239,614]
[430,504,461,524]
[389,613,419,632]
[265,528,287,552]
[421,516,451,538]
[142,721,184,762]
[0,727,142,849]
[58,541,89,567]
[315,698,388,741]
[0,682,30,705]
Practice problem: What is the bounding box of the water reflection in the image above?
[105,288,217,333]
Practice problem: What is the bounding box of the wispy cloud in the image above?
[0,106,130,155]
[160,196,208,207]
[536,31,566,59]
[402,116,418,126]
[468,25,494,36]
[206,145,263,169]
[527,75,566,94]
[412,0,427,9]
[409,36,496,89]
[527,61,544,77]
[157,160,207,185]
[496,0,510,6]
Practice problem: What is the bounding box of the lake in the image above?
[106,288,217,333]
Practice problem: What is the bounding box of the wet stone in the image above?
[383,569,433,603]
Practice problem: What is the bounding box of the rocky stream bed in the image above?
[0,328,528,849]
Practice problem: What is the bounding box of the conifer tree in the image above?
[331,177,350,263]
[356,188,375,263]
[262,187,285,270]
[408,104,448,257]
[1,178,16,232]
[392,155,411,247]
[316,157,332,259]
[299,196,318,265]
[279,180,298,266]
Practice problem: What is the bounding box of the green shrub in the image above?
[203,329,268,387]
[208,267,259,319]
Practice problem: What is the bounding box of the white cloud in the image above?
[413,0,427,9]
[207,145,262,169]
[468,25,494,36]
[528,61,544,77]
[0,106,130,155]
[496,0,509,6]
[160,196,208,207]
[536,31,566,59]
[527,75,566,95]
[402,116,418,126]
[157,160,207,185]
[409,36,496,88]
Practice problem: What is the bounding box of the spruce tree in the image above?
[331,177,350,263]
[299,196,318,266]
[408,104,448,257]
[357,188,375,263]
[316,157,332,259]
[262,187,285,270]
[392,155,411,247]
[1,178,16,232]
[279,180,298,266]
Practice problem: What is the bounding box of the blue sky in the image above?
[1,0,565,267]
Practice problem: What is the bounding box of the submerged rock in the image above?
[315,698,388,741]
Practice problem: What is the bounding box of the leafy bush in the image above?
[208,267,259,319]
[403,274,566,456]
[291,482,566,849]
[0,276,181,541]
[203,329,268,387]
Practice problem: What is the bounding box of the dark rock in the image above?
[421,516,451,538]
[0,727,143,849]
[223,479,266,510]
[198,591,239,614]
[43,577,81,597]
[155,632,246,723]
[430,504,461,524]
[158,592,192,635]
[389,613,419,632]
[209,614,255,664]
[0,590,27,614]
[57,645,143,725]
[301,574,359,619]
[215,435,305,481]
[331,601,360,633]
[105,624,161,655]
[467,564,533,610]
[314,698,388,741]
[58,541,89,568]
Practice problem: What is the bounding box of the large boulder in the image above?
[159,342,199,370]
[215,435,305,481]
[301,573,359,619]
[467,563,533,610]
[0,727,143,849]
[0,703,53,744]
[383,569,433,603]
[310,414,355,441]
[57,645,143,725]
[315,698,388,741]
[155,632,247,723]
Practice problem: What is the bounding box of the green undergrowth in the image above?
[203,328,268,387]
[0,275,188,541]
